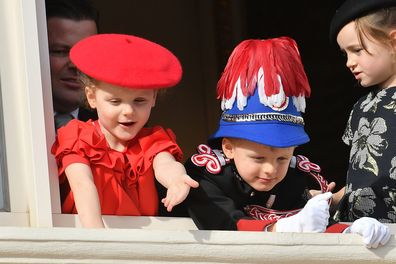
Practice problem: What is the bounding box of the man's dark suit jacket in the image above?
[78,107,98,122]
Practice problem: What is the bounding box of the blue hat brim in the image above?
[209,121,310,148]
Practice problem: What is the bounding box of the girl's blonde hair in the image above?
[78,71,97,88]
[78,71,97,109]
[77,71,166,107]
[355,7,396,52]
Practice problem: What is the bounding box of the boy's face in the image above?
[86,82,157,151]
[222,138,295,192]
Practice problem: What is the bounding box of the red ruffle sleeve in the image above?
[51,120,183,216]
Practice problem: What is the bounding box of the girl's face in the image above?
[222,138,295,192]
[86,82,157,151]
[337,21,396,89]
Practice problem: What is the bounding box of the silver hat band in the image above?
[221,112,305,125]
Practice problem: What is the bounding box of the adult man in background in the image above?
[46,0,99,129]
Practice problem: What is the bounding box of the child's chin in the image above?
[117,133,138,143]
[359,80,372,87]
[253,184,274,192]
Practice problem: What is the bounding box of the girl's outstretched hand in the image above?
[153,151,199,212]
[161,174,199,212]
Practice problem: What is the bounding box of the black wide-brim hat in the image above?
[329,0,396,44]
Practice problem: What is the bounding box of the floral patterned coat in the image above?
[335,86,396,223]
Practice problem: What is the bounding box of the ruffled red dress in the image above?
[51,120,183,216]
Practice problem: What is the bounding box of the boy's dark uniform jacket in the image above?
[182,144,348,232]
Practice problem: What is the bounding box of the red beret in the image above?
[70,34,182,89]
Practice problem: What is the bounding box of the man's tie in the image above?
[55,113,74,130]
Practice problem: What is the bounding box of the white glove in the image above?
[276,192,332,232]
[344,217,391,248]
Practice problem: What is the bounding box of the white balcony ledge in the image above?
[0,217,396,264]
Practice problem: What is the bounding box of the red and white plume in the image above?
[217,37,311,112]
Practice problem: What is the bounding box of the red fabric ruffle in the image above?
[51,119,183,216]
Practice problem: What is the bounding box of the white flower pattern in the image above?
[350,117,388,175]
[390,157,396,180]
[383,91,396,113]
[361,90,385,112]
[347,187,376,218]
[382,186,396,223]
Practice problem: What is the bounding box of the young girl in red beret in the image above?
[329,0,396,224]
[51,34,198,228]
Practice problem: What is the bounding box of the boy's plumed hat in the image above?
[330,0,396,44]
[210,37,311,148]
[70,34,182,89]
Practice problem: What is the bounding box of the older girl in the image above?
[329,0,396,223]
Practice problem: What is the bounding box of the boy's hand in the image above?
[344,217,391,248]
[276,192,332,232]
[308,182,336,198]
[161,175,199,212]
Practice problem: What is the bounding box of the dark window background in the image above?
[94,0,368,191]
[242,1,370,189]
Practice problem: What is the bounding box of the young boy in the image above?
[184,37,391,248]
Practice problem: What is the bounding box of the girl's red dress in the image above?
[51,120,183,216]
